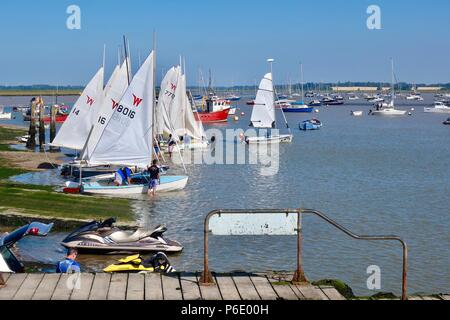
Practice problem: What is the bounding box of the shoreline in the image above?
[0,123,64,171]
[0,123,135,224]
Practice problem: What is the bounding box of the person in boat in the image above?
[147,159,160,196]
[56,248,81,274]
[167,134,176,159]
[114,167,132,186]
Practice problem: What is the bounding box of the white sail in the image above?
[183,78,205,140]
[103,65,120,100]
[86,52,155,167]
[82,63,129,160]
[170,67,186,135]
[250,73,275,128]
[51,67,104,150]
[156,66,180,135]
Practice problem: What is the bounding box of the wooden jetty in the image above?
[1,272,448,301]
[0,272,346,301]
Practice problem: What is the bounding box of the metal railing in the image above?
[199,208,408,300]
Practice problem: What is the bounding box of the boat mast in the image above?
[300,61,304,102]
[123,36,131,85]
[269,58,290,133]
[391,58,395,106]
[152,31,157,163]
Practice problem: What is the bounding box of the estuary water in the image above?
[2,94,449,296]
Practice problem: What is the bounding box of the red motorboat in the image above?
[195,98,230,123]
[195,108,230,123]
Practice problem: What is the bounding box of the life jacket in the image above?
[56,259,81,274]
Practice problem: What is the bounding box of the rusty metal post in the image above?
[200,211,216,285]
[26,98,36,149]
[38,98,45,152]
[0,273,5,287]
[292,210,308,284]
[401,242,408,301]
[49,105,59,152]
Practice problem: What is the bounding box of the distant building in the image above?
[332,87,378,92]
[416,87,443,92]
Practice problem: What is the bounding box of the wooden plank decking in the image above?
[1,272,447,301]
[0,272,345,301]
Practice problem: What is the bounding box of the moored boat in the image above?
[195,98,230,123]
[424,101,450,113]
[370,59,407,117]
[245,59,293,144]
[299,119,322,130]
[351,110,364,117]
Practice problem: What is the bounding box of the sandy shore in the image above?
[0,150,64,171]
[0,123,64,171]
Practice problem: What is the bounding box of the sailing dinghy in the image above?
[158,65,208,150]
[245,60,293,144]
[79,51,188,195]
[50,67,104,150]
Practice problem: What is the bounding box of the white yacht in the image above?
[424,101,450,113]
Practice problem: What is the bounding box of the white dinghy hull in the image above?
[81,176,189,195]
[371,109,407,116]
[246,134,293,144]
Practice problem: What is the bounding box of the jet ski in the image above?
[61,218,183,254]
[104,252,175,273]
[1,222,54,273]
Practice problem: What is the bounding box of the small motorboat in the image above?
[443,117,450,125]
[424,102,450,114]
[351,111,364,117]
[225,95,241,102]
[348,95,360,101]
[321,97,344,105]
[61,218,183,254]
[282,101,313,113]
[299,119,323,130]
[1,222,53,273]
[104,252,175,274]
[0,107,12,120]
[308,100,322,107]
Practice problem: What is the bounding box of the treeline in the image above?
[0,85,84,91]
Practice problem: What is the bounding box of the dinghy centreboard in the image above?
[79,51,188,195]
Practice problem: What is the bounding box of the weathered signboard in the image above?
[209,212,299,236]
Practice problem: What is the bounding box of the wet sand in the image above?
[0,123,64,171]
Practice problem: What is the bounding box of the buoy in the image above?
[234,116,239,121]
[241,112,245,116]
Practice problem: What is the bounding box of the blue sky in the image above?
[0,0,449,86]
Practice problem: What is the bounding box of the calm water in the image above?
[2,94,450,296]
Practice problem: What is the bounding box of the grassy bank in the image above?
[0,89,81,96]
[0,182,133,221]
[0,125,134,222]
